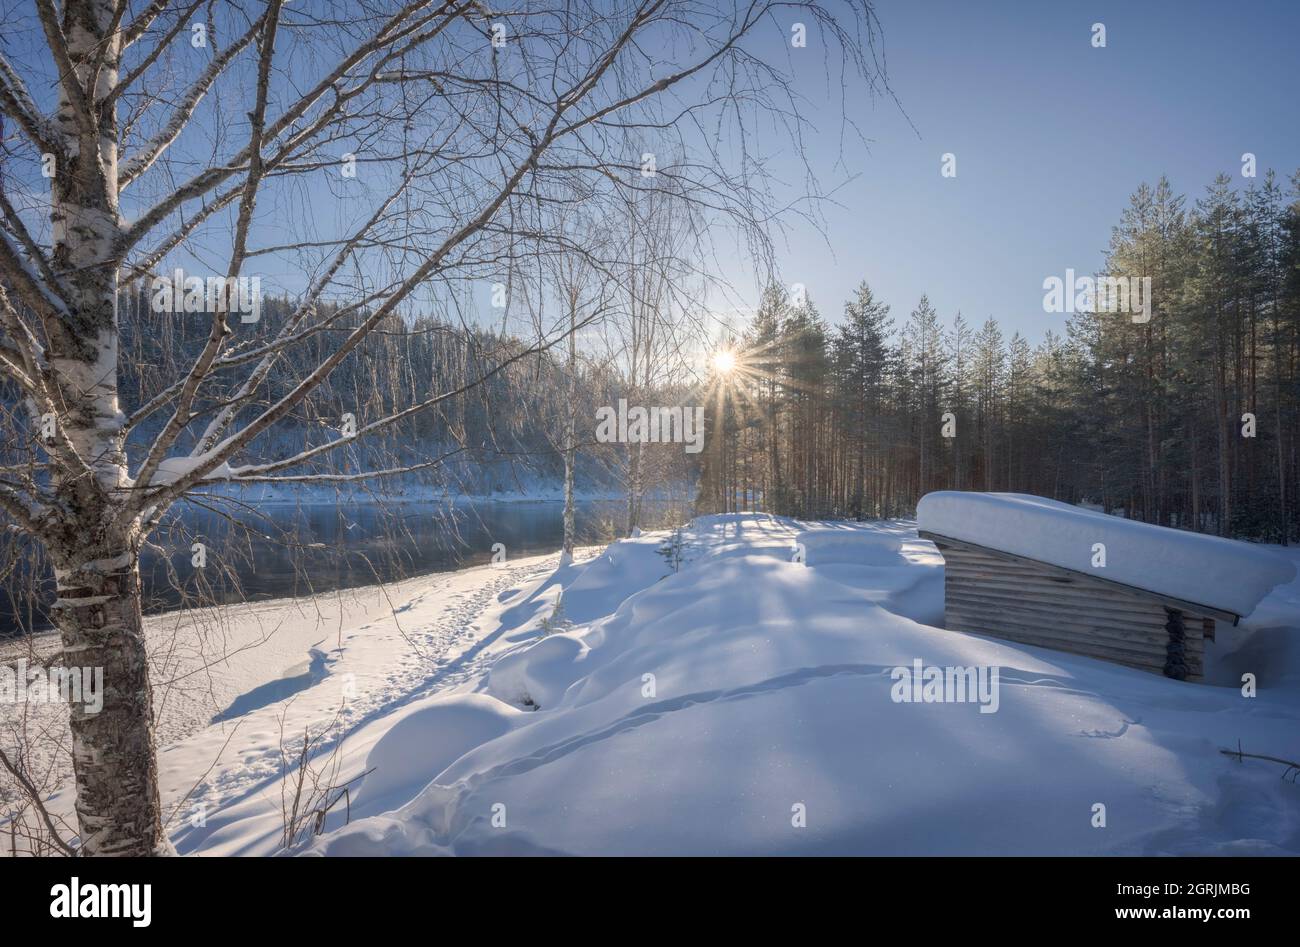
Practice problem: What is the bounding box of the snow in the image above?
[301,515,1300,856]
[486,634,587,709]
[917,491,1296,618]
[151,454,234,485]
[0,551,578,831]
[6,512,1300,856]
[348,694,525,819]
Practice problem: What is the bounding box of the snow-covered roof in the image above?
[917,492,1296,618]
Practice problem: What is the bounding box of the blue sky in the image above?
[732,0,1300,343]
[4,1,1295,350]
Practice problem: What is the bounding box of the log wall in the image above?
[918,532,1230,683]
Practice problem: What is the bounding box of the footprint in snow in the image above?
[1080,718,1139,739]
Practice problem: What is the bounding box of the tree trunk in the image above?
[626,440,643,534]
[43,0,169,855]
[561,301,577,564]
[767,378,781,510]
[53,547,170,856]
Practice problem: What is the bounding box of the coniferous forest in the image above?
[699,172,1300,543]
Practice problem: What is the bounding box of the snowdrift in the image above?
[46,514,1289,856]
[294,513,1300,856]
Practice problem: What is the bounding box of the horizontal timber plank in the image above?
[944,606,1187,663]
[945,590,1205,640]
[945,630,1171,673]
[944,583,1203,634]
[943,599,1178,650]
[945,614,1203,679]
[921,530,1211,682]
[920,530,1239,625]
[942,563,1217,619]
[941,606,1190,658]
[943,580,1219,632]
[941,572,1175,611]
[944,558,1152,589]
[945,599,1182,637]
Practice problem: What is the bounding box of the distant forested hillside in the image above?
[96,287,690,497]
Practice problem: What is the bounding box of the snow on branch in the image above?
[0,216,71,325]
[0,188,73,310]
[0,51,61,154]
[0,480,48,535]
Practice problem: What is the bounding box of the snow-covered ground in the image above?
[0,550,589,837]
[7,514,1300,855]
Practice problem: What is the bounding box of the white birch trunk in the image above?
[560,298,577,564]
[627,439,643,535]
[46,0,169,856]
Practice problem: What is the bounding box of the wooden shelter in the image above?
[918,531,1241,683]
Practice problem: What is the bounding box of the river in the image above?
[0,495,691,637]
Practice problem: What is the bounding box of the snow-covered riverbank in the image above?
[7,515,1300,855]
[0,549,589,835]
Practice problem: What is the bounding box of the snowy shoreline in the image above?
[0,489,694,644]
[0,549,583,820]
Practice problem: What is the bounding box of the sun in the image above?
[711,350,737,374]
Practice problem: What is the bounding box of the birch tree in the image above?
[525,199,617,565]
[0,0,881,854]
[550,226,612,564]
[613,175,703,533]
